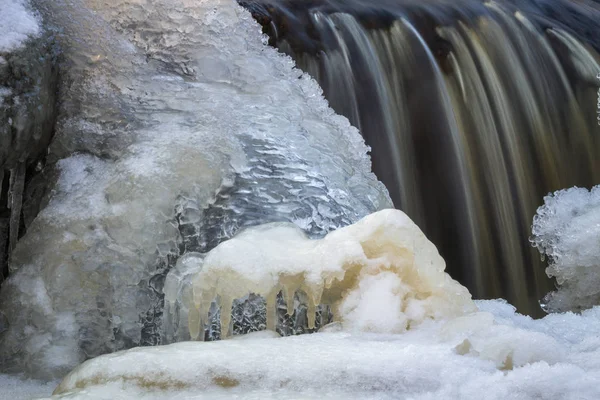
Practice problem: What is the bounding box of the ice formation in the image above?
[0,0,391,379]
[43,300,600,400]
[0,374,57,400]
[531,185,600,312]
[170,209,476,340]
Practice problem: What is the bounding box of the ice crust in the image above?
[45,300,600,400]
[0,0,390,379]
[0,0,40,53]
[168,209,475,340]
[531,185,600,312]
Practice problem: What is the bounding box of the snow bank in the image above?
[0,0,40,53]
[47,300,600,400]
[180,209,475,339]
[531,185,600,312]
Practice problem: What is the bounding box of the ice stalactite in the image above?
[7,163,25,256]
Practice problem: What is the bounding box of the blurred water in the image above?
[242,0,600,315]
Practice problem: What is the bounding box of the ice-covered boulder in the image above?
[0,0,391,379]
[164,209,476,342]
[531,185,600,313]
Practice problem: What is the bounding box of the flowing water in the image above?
[240,0,600,315]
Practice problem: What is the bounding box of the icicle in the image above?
[285,286,295,316]
[188,308,201,341]
[0,218,8,282]
[279,277,298,316]
[219,295,233,337]
[8,162,25,256]
[0,169,6,281]
[266,290,278,331]
[307,300,317,330]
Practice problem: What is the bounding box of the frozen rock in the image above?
[0,0,390,379]
[530,185,600,312]
[170,209,475,341]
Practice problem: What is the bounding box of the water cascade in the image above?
[240,0,600,314]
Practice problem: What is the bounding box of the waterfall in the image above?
[242,0,600,314]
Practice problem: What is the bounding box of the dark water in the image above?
[240,0,600,315]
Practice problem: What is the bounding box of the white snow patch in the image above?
[0,0,40,52]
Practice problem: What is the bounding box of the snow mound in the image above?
[167,209,476,339]
[0,0,40,53]
[47,300,600,400]
[531,185,600,312]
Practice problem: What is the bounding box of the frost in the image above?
[0,0,390,379]
[530,185,600,312]
[0,0,40,52]
[175,209,475,340]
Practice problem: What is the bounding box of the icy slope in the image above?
[0,0,390,379]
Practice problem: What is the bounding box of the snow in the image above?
[0,374,56,400]
[41,300,600,400]
[531,185,600,312]
[0,0,40,53]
